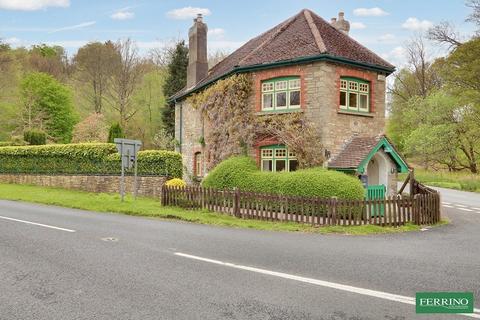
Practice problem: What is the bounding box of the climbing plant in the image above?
[188,74,324,170]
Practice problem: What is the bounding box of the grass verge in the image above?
[399,169,480,193]
[0,183,431,235]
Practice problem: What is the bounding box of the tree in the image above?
[74,41,119,113]
[427,21,463,49]
[161,40,188,137]
[72,112,108,143]
[108,122,124,143]
[21,72,77,143]
[28,44,68,80]
[108,39,146,127]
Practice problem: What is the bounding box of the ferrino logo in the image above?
[416,292,474,314]
[419,298,469,309]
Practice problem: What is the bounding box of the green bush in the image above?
[107,122,124,143]
[202,156,365,200]
[0,143,182,178]
[24,130,47,145]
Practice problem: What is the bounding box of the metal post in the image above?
[133,144,138,200]
[121,141,125,202]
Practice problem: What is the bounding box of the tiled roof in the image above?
[172,9,394,100]
[328,135,383,169]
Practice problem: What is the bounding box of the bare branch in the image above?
[427,21,463,49]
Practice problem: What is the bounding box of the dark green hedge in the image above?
[0,143,182,178]
[202,156,365,200]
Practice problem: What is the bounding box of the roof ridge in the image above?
[238,12,299,65]
[303,9,326,53]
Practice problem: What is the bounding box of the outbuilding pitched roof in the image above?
[172,9,394,101]
[328,135,409,173]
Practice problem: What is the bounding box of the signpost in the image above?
[114,138,142,201]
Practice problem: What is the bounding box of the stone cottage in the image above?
[171,9,409,196]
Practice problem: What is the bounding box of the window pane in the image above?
[262,160,273,171]
[359,83,369,93]
[289,159,299,172]
[276,92,287,108]
[349,92,358,109]
[349,81,358,91]
[289,90,300,107]
[262,93,273,109]
[340,91,347,108]
[275,149,286,157]
[289,79,300,89]
[359,94,368,111]
[275,160,286,172]
[262,82,273,92]
[289,150,296,157]
[275,81,287,90]
[261,149,273,158]
[340,80,347,89]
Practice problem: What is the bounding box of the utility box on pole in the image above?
[114,138,142,201]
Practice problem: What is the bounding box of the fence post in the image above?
[331,197,338,225]
[161,185,166,206]
[233,187,241,218]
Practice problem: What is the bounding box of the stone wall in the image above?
[0,174,167,199]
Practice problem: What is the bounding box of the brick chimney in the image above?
[331,11,350,35]
[187,13,208,88]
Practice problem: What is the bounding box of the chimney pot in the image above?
[331,17,337,23]
[332,11,350,35]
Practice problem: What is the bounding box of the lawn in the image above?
[0,183,426,235]
[399,169,480,193]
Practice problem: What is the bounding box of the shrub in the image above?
[107,122,124,143]
[202,156,365,200]
[0,143,182,178]
[24,130,47,145]
[165,178,186,187]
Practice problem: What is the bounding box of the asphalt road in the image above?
[0,194,479,320]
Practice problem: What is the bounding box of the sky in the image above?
[0,0,476,67]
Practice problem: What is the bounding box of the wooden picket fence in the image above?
[161,183,441,227]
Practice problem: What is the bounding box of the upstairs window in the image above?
[262,77,301,112]
[261,145,298,172]
[339,78,370,113]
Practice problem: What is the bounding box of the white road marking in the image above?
[473,207,480,211]
[442,202,451,205]
[455,204,468,208]
[458,208,474,212]
[443,205,453,208]
[0,215,76,232]
[174,252,480,319]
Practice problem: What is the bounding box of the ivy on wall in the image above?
[188,74,324,170]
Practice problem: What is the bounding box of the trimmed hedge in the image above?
[0,143,182,178]
[202,156,365,200]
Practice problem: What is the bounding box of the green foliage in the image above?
[162,40,188,137]
[202,156,365,200]
[107,122,124,143]
[0,143,182,178]
[23,129,46,145]
[21,72,77,143]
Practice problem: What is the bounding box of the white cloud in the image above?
[167,6,211,20]
[378,33,396,42]
[208,28,225,38]
[4,36,21,44]
[0,0,69,11]
[353,7,388,17]
[402,17,433,31]
[111,7,135,20]
[381,46,407,67]
[350,22,366,30]
[49,21,96,33]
